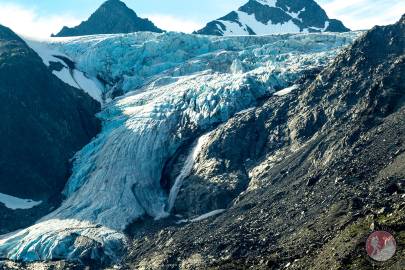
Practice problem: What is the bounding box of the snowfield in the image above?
[199,0,343,36]
[217,11,303,36]
[26,39,104,103]
[0,31,359,262]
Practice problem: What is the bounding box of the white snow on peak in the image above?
[211,0,337,36]
[218,11,301,36]
[0,193,41,210]
[217,20,251,36]
[256,0,277,7]
[308,21,331,32]
[0,31,360,262]
[287,7,306,21]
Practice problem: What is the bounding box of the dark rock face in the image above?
[0,25,100,233]
[53,0,163,37]
[123,16,405,269]
[196,0,350,36]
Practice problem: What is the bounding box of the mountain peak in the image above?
[400,14,405,24]
[100,0,130,10]
[0,24,23,42]
[53,0,163,37]
[195,0,349,36]
[0,24,100,225]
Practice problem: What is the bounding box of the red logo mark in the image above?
[366,231,396,262]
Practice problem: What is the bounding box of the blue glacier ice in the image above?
[0,31,360,262]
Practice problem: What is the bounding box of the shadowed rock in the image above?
[0,25,100,233]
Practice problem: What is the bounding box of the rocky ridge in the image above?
[53,0,163,37]
[0,25,100,234]
[196,0,349,36]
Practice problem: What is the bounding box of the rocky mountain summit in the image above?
[53,0,163,37]
[0,25,100,234]
[196,0,349,36]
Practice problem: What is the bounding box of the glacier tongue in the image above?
[0,31,359,262]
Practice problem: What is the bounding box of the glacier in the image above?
[0,31,359,262]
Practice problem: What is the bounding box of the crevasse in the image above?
[0,31,359,262]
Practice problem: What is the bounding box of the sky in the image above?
[0,0,404,38]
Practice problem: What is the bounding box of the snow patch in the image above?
[238,11,301,35]
[216,20,250,36]
[287,7,305,21]
[191,209,226,222]
[308,21,331,32]
[0,193,41,210]
[175,209,226,224]
[219,11,301,36]
[236,107,256,115]
[25,39,103,103]
[72,70,104,103]
[256,0,277,7]
[274,85,298,96]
